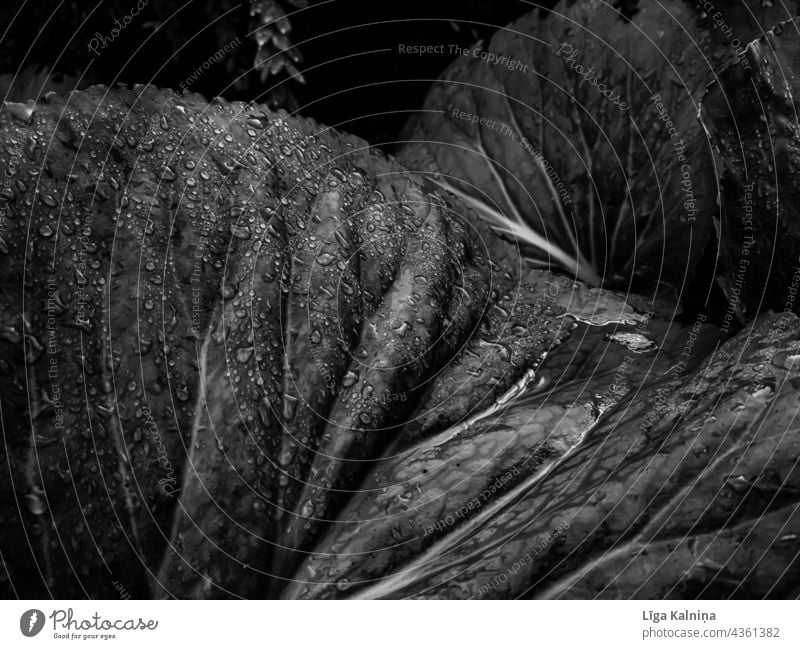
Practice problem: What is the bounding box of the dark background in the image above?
[0,0,721,319]
[0,0,557,145]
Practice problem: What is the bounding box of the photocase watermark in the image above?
[307,337,408,408]
[422,467,521,536]
[54,608,157,631]
[449,108,573,206]
[651,93,698,223]
[177,37,242,95]
[606,351,638,401]
[74,213,96,329]
[773,252,800,341]
[640,310,709,431]
[143,36,243,144]
[190,219,213,335]
[112,579,131,600]
[555,43,628,111]
[449,44,530,73]
[138,35,247,333]
[719,182,755,335]
[276,225,412,409]
[87,0,148,56]
[482,280,561,380]
[21,607,158,640]
[478,523,570,596]
[20,609,45,637]
[363,391,407,407]
[599,310,654,408]
[667,312,708,378]
[140,405,178,496]
[398,44,448,56]
[45,278,65,429]
[396,43,530,73]
[526,279,561,330]
[697,0,752,69]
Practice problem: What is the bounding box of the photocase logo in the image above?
[20,609,45,637]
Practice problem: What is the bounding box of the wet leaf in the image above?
[327,313,800,599]
[701,17,800,323]
[398,0,717,291]
[0,85,645,597]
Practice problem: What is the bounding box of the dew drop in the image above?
[230,224,251,240]
[283,393,298,420]
[341,370,359,387]
[771,350,800,371]
[392,321,411,337]
[25,493,46,515]
[236,347,254,363]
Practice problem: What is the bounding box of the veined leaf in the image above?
[0,85,648,598]
[329,312,800,599]
[701,17,800,322]
[398,0,717,291]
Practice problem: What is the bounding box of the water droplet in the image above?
[283,393,298,420]
[772,350,800,371]
[278,445,296,466]
[230,224,251,240]
[222,283,237,300]
[25,493,46,515]
[341,370,359,387]
[138,337,153,355]
[607,332,658,354]
[5,100,35,122]
[25,335,44,364]
[235,347,254,363]
[392,321,411,337]
[49,290,68,315]
[0,326,21,344]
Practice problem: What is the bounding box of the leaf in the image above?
[397,0,717,292]
[700,17,800,323]
[283,315,721,598]
[324,312,800,599]
[6,31,797,598]
[0,85,645,597]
